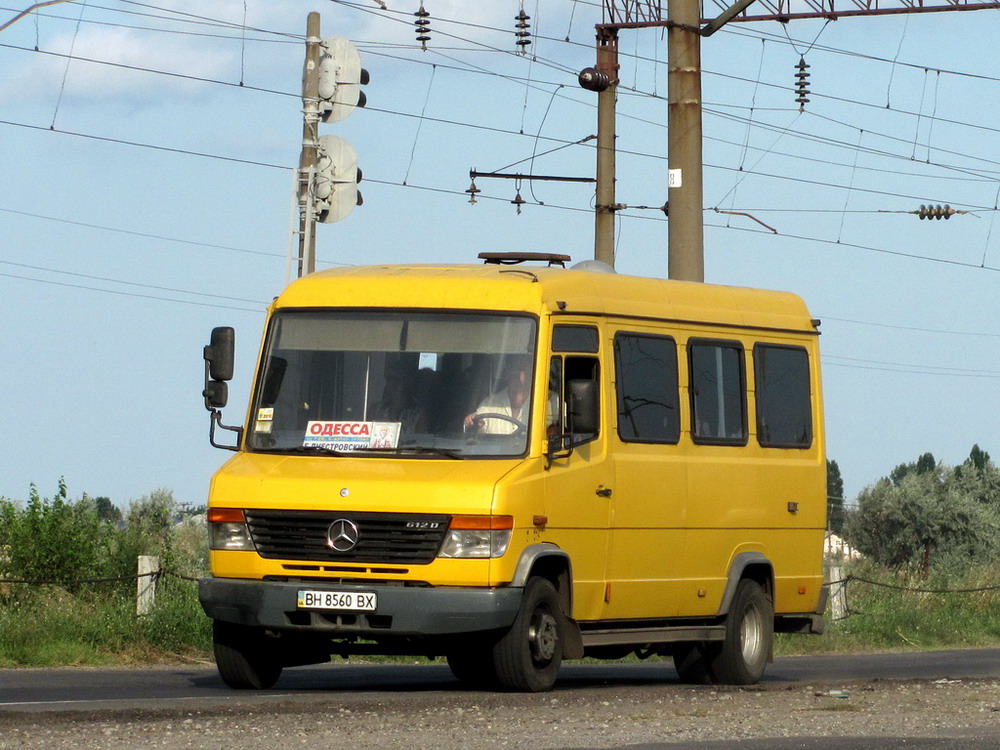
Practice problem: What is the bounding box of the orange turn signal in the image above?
[449,515,514,530]
[208,507,246,524]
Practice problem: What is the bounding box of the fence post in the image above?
[829,564,846,621]
[137,555,160,616]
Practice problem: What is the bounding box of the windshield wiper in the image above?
[352,445,464,460]
[403,446,462,459]
[256,445,353,457]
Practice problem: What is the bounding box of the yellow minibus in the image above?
[199,253,826,692]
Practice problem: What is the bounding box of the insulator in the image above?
[415,5,431,51]
[917,204,956,220]
[466,179,481,205]
[511,190,526,214]
[795,56,811,111]
[515,9,531,54]
[578,67,612,93]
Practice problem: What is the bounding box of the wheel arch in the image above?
[510,543,582,659]
[716,551,774,617]
[510,543,573,612]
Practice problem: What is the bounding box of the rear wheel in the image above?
[709,579,772,685]
[213,620,282,690]
[493,577,563,692]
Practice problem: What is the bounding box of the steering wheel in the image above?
[471,412,528,435]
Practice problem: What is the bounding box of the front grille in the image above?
[245,509,450,564]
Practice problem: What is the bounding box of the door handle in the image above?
[596,487,612,498]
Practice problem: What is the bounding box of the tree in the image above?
[93,496,123,525]
[826,459,845,533]
[950,444,1000,506]
[969,444,991,473]
[846,465,1000,572]
[889,452,938,486]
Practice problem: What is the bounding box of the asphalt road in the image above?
[1,648,998,713]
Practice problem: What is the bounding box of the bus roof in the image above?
[274,262,818,334]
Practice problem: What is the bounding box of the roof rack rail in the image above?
[478,252,571,268]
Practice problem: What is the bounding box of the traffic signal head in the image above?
[317,36,369,123]
[314,134,362,223]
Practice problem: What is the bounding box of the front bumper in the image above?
[199,577,522,636]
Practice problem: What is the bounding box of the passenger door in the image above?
[604,329,688,619]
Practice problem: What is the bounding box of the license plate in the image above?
[296,589,377,611]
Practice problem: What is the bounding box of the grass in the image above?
[775,561,1000,656]
[0,580,211,667]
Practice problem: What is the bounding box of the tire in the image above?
[708,578,773,685]
[492,577,564,692]
[213,620,283,690]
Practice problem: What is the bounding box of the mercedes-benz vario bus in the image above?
[198,253,826,692]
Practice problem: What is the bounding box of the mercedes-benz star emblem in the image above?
[326,518,360,553]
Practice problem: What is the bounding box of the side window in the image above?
[754,344,812,448]
[614,333,679,443]
[688,339,747,444]
[549,324,601,446]
[553,324,599,353]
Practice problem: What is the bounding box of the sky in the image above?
[1,0,999,509]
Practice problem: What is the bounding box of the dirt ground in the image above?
[2,677,1000,749]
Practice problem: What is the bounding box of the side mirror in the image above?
[203,380,229,410]
[205,326,235,382]
[202,326,242,451]
[567,379,599,435]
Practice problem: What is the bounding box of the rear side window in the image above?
[689,339,746,444]
[754,344,813,448]
[614,333,680,443]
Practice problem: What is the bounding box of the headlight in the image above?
[437,515,513,559]
[208,508,255,551]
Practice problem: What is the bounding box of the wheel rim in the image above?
[740,601,764,665]
[528,607,558,664]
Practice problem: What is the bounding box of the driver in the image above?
[464,360,530,435]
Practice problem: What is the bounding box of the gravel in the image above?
[3,678,1000,749]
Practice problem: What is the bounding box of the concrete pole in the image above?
[297,12,322,277]
[137,555,160,616]
[667,0,705,282]
[594,28,619,267]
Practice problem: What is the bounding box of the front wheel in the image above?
[709,579,773,685]
[492,577,563,692]
[213,620,282,690]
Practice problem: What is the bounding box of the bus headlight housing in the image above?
[438,515,513,559]
[208,508,255,551]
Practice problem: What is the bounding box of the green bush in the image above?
[0,483,211,665]
[0,480,114,593]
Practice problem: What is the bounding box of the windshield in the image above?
[247,311,538,458]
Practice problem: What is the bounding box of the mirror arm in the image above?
[208,409,242,452]
[544,434,575,470]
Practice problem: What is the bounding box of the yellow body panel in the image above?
[209,262,826,626]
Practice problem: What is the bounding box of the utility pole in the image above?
[666,0,704,282]
[594,28,620,267]
[297,12,322,278]
[594,0,998,282]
